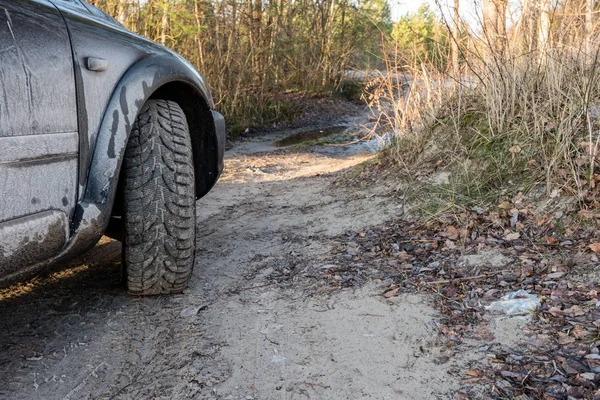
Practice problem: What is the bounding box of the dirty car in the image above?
[0,0,225,295]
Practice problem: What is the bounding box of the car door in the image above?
[0,0,79,276]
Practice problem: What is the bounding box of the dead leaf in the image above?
[504,232,520,241]
[572,326,591,339]
[548,307,564,317]
[446,225,459,240]
[550,305,588,318]
[500,370,527,379]
[445,239,457,250]
[589,243,600,253]
[564,305,588,317]
[546,236,559,245]
[509,145,521,154]
[515,222,525,230]
[546,272,566,280]
[383,286,399,298]
[558,332,576,345]
[557,355,579,374]
[498,201,512,210]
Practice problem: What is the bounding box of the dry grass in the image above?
[368,9,600,214]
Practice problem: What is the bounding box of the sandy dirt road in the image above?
[0,130,495,399]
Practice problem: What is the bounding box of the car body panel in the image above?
[0,210,68,278]
[0,0,77,137]
[0,0,78,277]
[0,133,78,220]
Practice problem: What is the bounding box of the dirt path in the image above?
[0,129,501,399]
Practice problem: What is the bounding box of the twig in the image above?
[423,269,510,285]
[552,359,565,376]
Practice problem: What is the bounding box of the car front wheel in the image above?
[122,99,196,295]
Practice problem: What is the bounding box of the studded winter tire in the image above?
[122,99,196,295]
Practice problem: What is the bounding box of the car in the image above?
[0,0,225,295]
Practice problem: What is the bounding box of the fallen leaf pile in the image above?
[313,197,600,399]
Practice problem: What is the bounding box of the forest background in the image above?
[89,0,394,134]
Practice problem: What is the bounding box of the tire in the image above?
[122,99,196,295]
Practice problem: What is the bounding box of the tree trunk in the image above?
[586,0,596,60]
[482,0,507,57]
[117,0,129,26]
[523,0,538,54]
[160,1,168,46]
[537,0,551,62]
[193,0,204,66]
[496,0,507,54]
[452,0,460,74]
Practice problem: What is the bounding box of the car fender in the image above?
[67,54,219,255]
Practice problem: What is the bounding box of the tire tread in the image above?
[122,99,196,295]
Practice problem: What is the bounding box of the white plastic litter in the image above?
[356,132,395,152]
[485,290,541,315]
[271,355,286,363]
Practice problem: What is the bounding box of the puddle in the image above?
[273,126,347,147]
